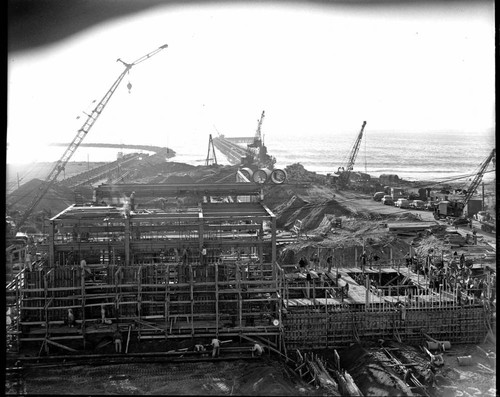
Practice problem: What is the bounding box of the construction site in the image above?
[6,43,496,397]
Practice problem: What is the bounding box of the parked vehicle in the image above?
[395,198,410,209]
[410,200,426,210]
[381,195,394,206]
[373,192,385,201]
[474,211,489,222]
[474,211,496,233]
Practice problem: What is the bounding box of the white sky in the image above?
[7,2,495,164]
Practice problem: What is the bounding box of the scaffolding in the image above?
[6,182,495,357]
[8,184,283,355]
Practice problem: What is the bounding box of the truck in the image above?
[474,211,496,233]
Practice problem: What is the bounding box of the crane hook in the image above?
[127,82,132,93]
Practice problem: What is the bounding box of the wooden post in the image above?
[198,209,204,264]
[48,221,55,267]
[365,273,369,311]
[335,249,338,281]
[137,265,142,326]
[81,264,86,342]
[125,324,132,354]
[215,261,219,338]
[165,263,170,325]
[325,277,329,348]
[124,218,130,266]
[44,272,48,341]
[236,261,242,328]
[271,214,277,279]
[190,264,194,335]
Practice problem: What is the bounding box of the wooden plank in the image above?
[45,339,78,352]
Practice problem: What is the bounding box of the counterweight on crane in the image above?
[14,44,168,233]
[335,121,367,187]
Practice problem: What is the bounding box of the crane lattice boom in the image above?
[14,44,168,232]
[335,121,366,186]
[345,121,366,172]
[254,111,265,145]
[461,148,495,208]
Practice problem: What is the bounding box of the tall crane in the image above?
[460,148,495,210]
[249,110,265,148]
[335,121,367,187]
[434,148,496,220]
[14,44,168,233]
[244,110,275,170]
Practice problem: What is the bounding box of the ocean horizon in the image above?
[6,130,495,186]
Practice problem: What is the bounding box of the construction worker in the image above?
[430,353,444,367]
[101,304,106,324]
[326,256,333,273]
[130,191,136,211]
[404,253,411,267]
[344,281,349,298]
[211,338,221,358]
[360,251,367,271]
[113,327,123,353]
[6,308,12,326]
[67,308,75,327]
[182,246,189,265]
[252,343,264,357]
[298,257,308,271]
[194,343,206,353]
[472,230,477,245]
[201,246,207,266]
[404,368,412,384]
[368,253,374,270]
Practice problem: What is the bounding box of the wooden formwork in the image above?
[15,260,282,353]
[282,300,490,350]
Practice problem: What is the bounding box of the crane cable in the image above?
[364,127,367,174]
[13,44,168,233]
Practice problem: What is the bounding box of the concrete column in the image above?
[271,215,276,279]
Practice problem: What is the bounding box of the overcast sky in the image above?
[7,1,495,164]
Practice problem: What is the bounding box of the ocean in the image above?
[177,129,496,184]
[8,130,495,185]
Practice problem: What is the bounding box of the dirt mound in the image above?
[16,360,319,396]
[339,344,414,397]
[273,195,310,229]
[277,219,412,267]
[284,163,327,184]
[163,174,196,183]
[7,178,75,215]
